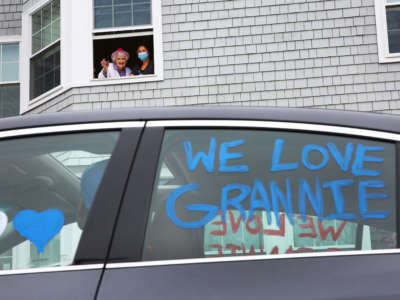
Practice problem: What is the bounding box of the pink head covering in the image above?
[111,48,130,62]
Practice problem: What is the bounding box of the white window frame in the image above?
[21,0,163,114]
[0,35,21,116]
[375,0,400,63]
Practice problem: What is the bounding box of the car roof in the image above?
[1,107,400,133]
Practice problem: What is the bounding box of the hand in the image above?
[101,59,109,73]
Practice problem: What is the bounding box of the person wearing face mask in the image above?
[132,45,154,75]
[98,48,132,79]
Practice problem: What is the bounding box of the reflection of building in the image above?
[0,1,400,115]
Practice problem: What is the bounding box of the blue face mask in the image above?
[138,52,149,62]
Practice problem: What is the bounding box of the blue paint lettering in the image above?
[302,144,330,170]
[270,179,293,226]
[184,137,217,173]
[358,181,391,220]
[166,184,218,229]
[220,183,251,222]
[270,139,299,172]
[249,179,272,225]
[323,179,356,220]
[351,144,384,177]
[327,142,354,172]
[219,139,249,173]
[298,177,324,221]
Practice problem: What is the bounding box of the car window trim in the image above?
[147,120,400,141]
[0,263,104,276]
[0,121,144,139]
[105,248,400,270]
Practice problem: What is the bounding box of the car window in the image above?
[0,131,119,270]
[143,129,396,260]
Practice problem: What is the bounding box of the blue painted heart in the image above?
[13,209,65,253]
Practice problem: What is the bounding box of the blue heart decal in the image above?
[13,209,64,253]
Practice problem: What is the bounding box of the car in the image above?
[0,107,399,299]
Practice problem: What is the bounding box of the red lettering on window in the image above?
[246,215,262,234]
[210,217,227,236]
[296,247,315,253]
[226,243,241,255]
[285,246,294,253]
[318,220,347,241]
[264,214,286,236]
[298,216,317,238]
[209,244,223,256]
[229,211,242,234]
[270,246,279,254]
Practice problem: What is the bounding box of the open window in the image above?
[20,0,163,113]
[92,0,158,80]
[375,0,400,63]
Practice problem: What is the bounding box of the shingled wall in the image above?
[14,0,400,114]
[0,0,22,36]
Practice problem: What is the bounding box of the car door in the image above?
[0,121,143,300]
[98,120,400,300]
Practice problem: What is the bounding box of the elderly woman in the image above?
[132,45,154,75]
[98,48,132,78]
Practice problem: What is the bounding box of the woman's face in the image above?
[137,45,148,54]
[115,54,127,70]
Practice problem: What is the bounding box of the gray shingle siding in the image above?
[15,0,400,114]
[0,0,22,36]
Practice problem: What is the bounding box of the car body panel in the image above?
[0,108,399,299]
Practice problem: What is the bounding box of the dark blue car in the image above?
[0,107,399,299]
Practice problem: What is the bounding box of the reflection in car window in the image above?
[0,131,119,270]
[143,129,396,261]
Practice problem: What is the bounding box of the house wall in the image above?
[7,0,400,114]
[0,0,22,36]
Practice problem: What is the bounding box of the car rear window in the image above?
[0,131,119,270]
[143,129,396,260]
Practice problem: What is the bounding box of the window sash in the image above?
[93,0,152,30]
[30,42,60,100]
[0,43,19,83]
[31,0,60,55]
[385,5,400,54]
[0,83,20,117]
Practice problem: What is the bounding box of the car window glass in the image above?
[0,131,119,270]
[143,129,396,260]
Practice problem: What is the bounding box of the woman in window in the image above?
[98,48,132,78]
[132,45,154,75]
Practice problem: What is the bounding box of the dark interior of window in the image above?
[93,35,154,78]
[386,6,400,53]
[0,84,19,117]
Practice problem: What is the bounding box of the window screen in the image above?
[0,131,119,270]
[143,129,396,261]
